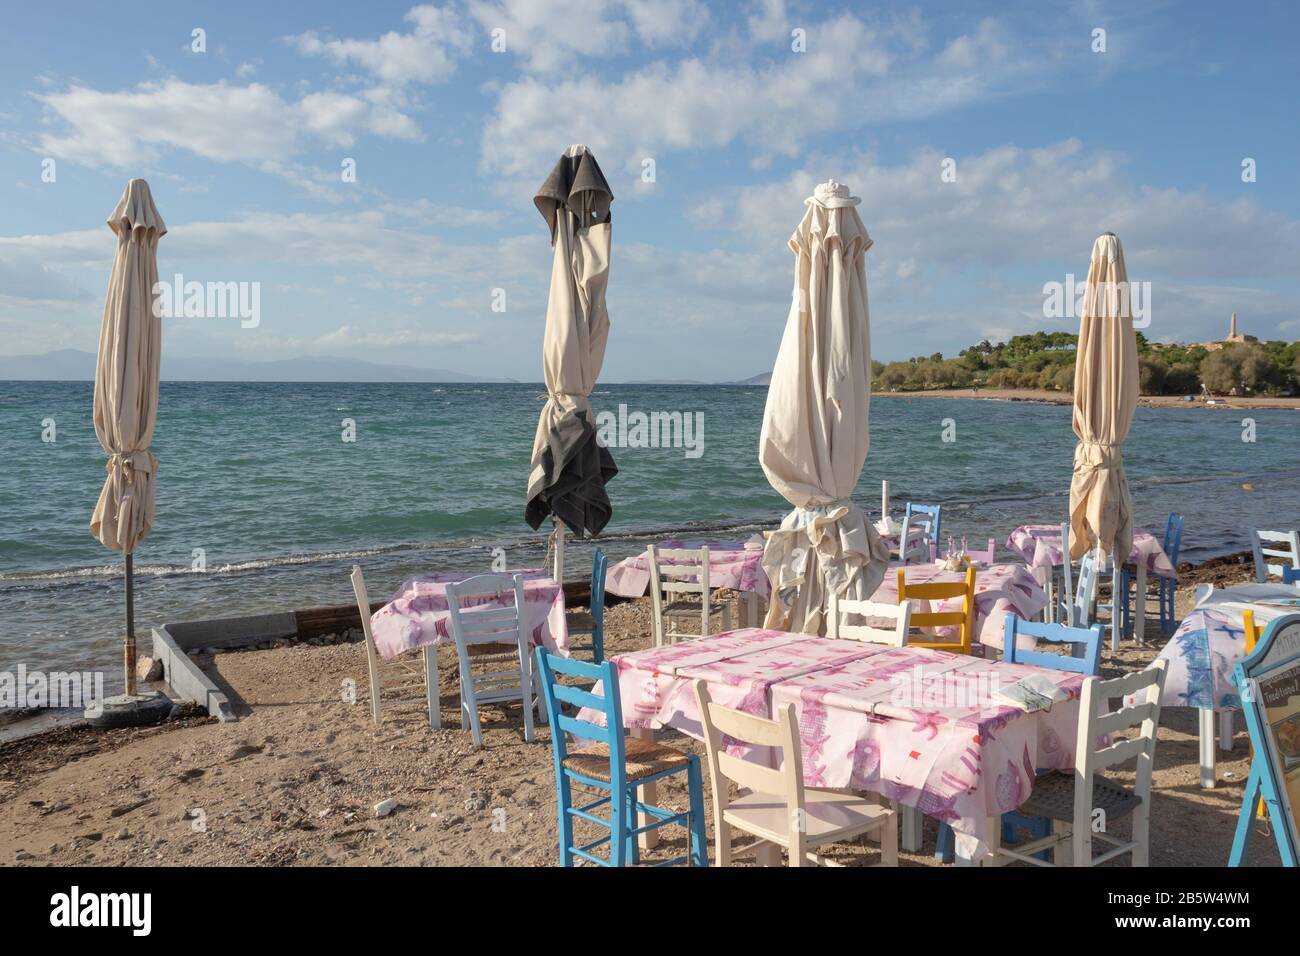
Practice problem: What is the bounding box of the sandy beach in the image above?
[876,388,1300,410]
[0,551,1279,867]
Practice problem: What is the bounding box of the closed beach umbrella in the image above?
[89,179,165,697]
[759,180,890,635]
[1069,232,1138,561]
[525,144,618,542]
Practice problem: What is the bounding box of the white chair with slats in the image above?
[351,566,438,728]
[445,572,536,747]
[826,594,911,646]
[1250,528,1300,584]
[693,680,898,867]
[994,659,1167,866]
[648,545,732,646]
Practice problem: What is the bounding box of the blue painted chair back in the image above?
[1163,513,1185,565]
[534,649,626,787]
[902,502,942,549]
[1284,565,1299,585]
[590,548,608,661]
[1002,613,1104,676]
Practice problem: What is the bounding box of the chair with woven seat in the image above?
[350,565,437,728]
[1250,528,1300,584]
[534,649,706,867]
[827,593,910,646]
[648,545,732,646]
[896,564,977,655]
[693,679,898,867]
[994,659,1167,866]
[565,549,609,663]
[1116,513,1184,638]
[445,573,538,747]
[899,502,942,564]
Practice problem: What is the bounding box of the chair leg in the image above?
[687,756,708,867]
[879,813,899,866]
[610,786,627,867]
[934,821,954,863]
[557,774,575,867]
[624,788,640,866]
[423,647,439,730]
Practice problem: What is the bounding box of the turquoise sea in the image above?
[2,380,1298,690]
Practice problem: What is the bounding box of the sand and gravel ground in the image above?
[0,552,1282,867]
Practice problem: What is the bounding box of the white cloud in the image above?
[467,0,631,72]
[288,4,470,86]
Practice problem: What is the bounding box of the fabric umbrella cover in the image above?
[1069,232,1138,561]
[90,179,165,554]
[525,145,618,536]
[759,180,890,635]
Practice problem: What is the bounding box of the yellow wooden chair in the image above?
[896,564,977,655]
[1243,609,1265,819]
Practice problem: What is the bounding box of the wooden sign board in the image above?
[1230,612,1300,866]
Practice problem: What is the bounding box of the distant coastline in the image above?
[874,387,1300,410]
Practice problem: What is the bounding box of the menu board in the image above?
[1232,614,1300,865]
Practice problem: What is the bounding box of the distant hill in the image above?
[733,372,771,385]
[0,349,514,383]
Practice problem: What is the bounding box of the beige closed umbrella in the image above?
[1069,232,1139,561]
[525,145,618,565]
[759,180,890,636]
[90,179,165,698]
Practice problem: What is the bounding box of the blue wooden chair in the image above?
[901,502,942,563]
[534,648,707,867]
[1284,566,1299,585]
[934,613,1105,862]
[565,548,608,663]
[1117,513,1184,638]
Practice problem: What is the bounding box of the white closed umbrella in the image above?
[759,180,890,635]
[1069,232,1138,562]
[89,179,165,698]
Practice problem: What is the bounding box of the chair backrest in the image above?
[827,594,911,645]
[1002,613,1104,675]
[901,503,942,563]
[1285,566,1300,586]
[590,548,608,618]
[445,572,527,650]
[1250,528,1300,583]
[1242,609,1261,651]
[1162,513,1186,566]
[1074,660,1167,826]
[534,649,624,782]
[350,565,384,724]
[1072,548,1102,627]
[896,564,976,653]
[693,680,805,853]
[647,545,711,597]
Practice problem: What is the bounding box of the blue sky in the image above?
[1,0,1297,381]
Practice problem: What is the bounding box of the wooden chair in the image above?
[693,680,898,867]
[1003,614,1105,676]
[1284,566,1300,586]
[993,660,1168,866]
[1250,528,1300,584]
[1118,513,1184,638]
[445,572,536,747]
[535,649,706,867]
[350,565,437,728]
[900,502,941,564]
[565,548,609,663]
[827,594,910,646]
[647,545,732,646]
[1242,610,1267,820]
[1071,547,1102,628]
[895,564,977,655]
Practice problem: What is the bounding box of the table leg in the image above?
[954,817,1000,866]
[741,592,758,628]
[1199,709,1217,789]
[1219,710,1234,752]
[900,806,923,852]
[1131,563,1147,647]
[425,647,441,730]
[630,726,660,850]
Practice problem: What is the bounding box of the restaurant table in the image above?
[1006,524,1176,646]
[1145,584,1300,788]
[871,561,1049,654]
[584,627,1090,865]
[605,538,770,626]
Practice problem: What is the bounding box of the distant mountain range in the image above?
[1,349,774,385]
[0,349,514,383]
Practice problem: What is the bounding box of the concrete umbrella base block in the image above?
[86,692,176,729]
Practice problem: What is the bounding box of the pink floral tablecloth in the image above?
[870,561,1049,651]
[583,628,1087,864]
[605,539,770,600]
[1006,524,1176,578]
[369,568,568,660]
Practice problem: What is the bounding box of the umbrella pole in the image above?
[124,551,137,697]
[552,517,566,584]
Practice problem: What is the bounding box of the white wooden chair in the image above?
[1250,528,1300,584]
[350,566,437,728]
[445,572,537,747]
[693,680,898,867]
[648,545,732,646]
[826,594,911,646]
[994,659,1167,866]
